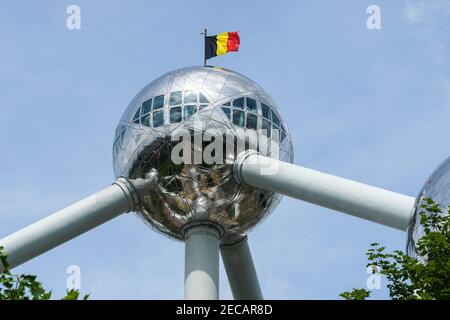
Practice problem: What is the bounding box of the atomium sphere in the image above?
[113,66,293,243]
[407,157,450,256]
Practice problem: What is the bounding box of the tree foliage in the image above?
[341,198,450,300]
[0,246,89,300]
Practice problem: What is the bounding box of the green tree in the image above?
[341,198,450,300]
[0,246,89,300]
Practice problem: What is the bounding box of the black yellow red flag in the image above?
[205,32,240,60]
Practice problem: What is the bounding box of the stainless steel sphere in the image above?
[407,157,450,256]
[113,66,293,242]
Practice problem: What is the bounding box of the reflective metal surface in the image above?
[113,66,293,242]
[407,157,450,256]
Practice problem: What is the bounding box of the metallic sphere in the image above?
[113,66,293,243]
[407,157,450,256]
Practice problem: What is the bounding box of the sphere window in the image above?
[153,95,165,110]
[246,97,257,113]
[246,113,258,130]
[132,108,141,121]
[271,110,280,127]
[184,105,197,119]
[153,110,164,127]
[261,103,271,120]
[221,107,231,120]
[170,107,182,123]
[233,109,245,127]
[142,98,152,115]
[170,91,182,106]
[233,97,244,109]
[199,93,209,104]
[141,114,150,127]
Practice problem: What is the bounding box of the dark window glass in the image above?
[233,110,245,127]
[141,114,150,127]
[133,108,141,121]
[281,130,286,142]
[133,119,140,124]
[246,97,257,112]
[184,105,197,119]
[199,93,209,103]
[221,107,231,119]
[184,91,197,104]
[170,91,182,106]
[223,101,231,106]
[153,110,164,127]
[272,110,280,127]
[142,99,152,114]
[246,113,257,129]
[261,103,271,119]
[262,119,271,137]
[170,107,182,123]
[153,95,164,110]
[233,97,244,109]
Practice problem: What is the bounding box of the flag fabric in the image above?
[205,31,240,60]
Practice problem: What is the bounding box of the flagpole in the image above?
[203,28,207,67]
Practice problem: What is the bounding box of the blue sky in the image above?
[0,0,449,299]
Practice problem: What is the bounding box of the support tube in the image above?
[220,236,263,300]
[234,152,415,231]
[0,175,156,271]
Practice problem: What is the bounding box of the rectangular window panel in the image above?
[261,103,271,119]
[246,113,257,129]
[170,91,182,106]
[170,107,182,123]
[221,107,231,119]
[153,110,164,127]
[233,109,245,127]
[246,97,257,113]
[262,119,271,137]
[184,91,197,104]
[223,101,231,106]
[233,97,244,109]
[184,105,197,119]
[153,95,165,110]
[142,99,152,114]
[141,114,150,127]
[271,110,280,127]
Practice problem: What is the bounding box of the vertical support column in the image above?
[184,222,221,300]
[221,236,263,300]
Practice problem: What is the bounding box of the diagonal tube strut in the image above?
[220,236,263,300]
[0,173,156,272]
[233,151,415,231]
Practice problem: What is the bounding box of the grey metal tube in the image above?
[0,175,156,272]
[234,151,415,231]
[220,236,263,300]
[184,222,221,300]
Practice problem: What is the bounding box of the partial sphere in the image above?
[113,66,293,243]
[407,157,450,256]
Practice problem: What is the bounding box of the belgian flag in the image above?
[205,31,240,60]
